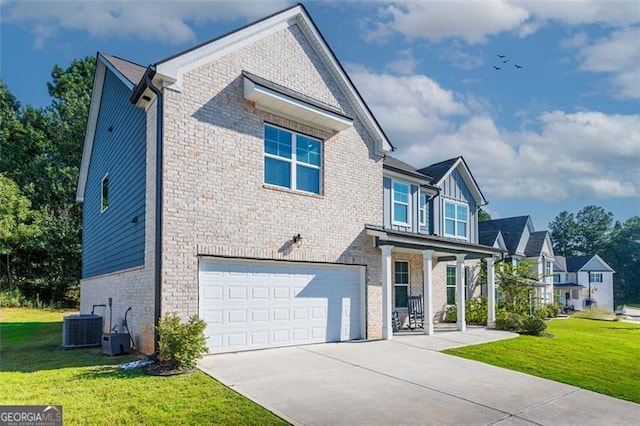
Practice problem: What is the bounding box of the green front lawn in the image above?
[0,308,286,425]
[444,318,640,403]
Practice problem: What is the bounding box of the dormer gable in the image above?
[130,3,393,156]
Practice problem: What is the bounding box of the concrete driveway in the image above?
[199,329,640,425]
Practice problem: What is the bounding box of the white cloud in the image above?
[349,68,640,201]
[574,26,640,99]
[2,0,290,45]
[376,1,529,44]
[438,41,484,70]
[386,49,418,75]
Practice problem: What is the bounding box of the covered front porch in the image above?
[366,226,506,340]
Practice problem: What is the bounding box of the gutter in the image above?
[140,69,163,347]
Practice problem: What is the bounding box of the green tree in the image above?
[549,211,578,256]
[478,209,492,222]
[496,259,538,314]
[603,217,640,305]
[575,205,613,255]
[0,174,41,288]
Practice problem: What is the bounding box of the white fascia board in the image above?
[244,78,353,132]
[76,60,107,202]
[383,169,431,187]
[155,10,296,92]
[155,5,393,155]
[435,157,486,205]
[293,10,393,155]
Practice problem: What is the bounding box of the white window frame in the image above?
[394,260,410,309]
[392,180,411,226]
[446,265,456,306]
[419,193,428,228]
[443,199,469,240]
[545,260,553,276]
[553,273,560,284]
[589,272,603,283]
[263,124,323,195]
[101,173,109,213]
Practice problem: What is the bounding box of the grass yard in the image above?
[0,308,287,425]
[444,317,640,404]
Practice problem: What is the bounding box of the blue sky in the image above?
[1,0,638,230]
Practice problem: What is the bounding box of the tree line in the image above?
[0,57,95,306]
[549,206,639,306]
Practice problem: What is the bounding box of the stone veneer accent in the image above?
[159,24,385,339]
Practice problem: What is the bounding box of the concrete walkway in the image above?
[199,329,640,425]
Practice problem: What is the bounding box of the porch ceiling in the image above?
[366,226,506,261]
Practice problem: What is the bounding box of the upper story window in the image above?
[101,174,109,212]
[264,124,322,195]
[444,200,468,239]
[419,194,428,227]
[545,260,553,276]
[589,272,603,283]
[553,273,560,284]
[392,181,410,225]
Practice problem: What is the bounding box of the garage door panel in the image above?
[199,258,363,353]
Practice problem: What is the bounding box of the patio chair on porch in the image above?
[392,310,401,332]
[407,295,424,329]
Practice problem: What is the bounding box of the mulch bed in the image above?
[142,360,195,376]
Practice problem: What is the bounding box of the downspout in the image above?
[145,72,163,347]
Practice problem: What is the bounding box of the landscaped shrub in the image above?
[534,306,550,319]
[157,314,208,369]
[442,297,487,325]
[546,303,561,318]
[494,310,524,332]
[521,314,547,335]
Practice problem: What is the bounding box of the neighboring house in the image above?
[77,4,504,355]
[553,255,615,312]
[479,216,556,305]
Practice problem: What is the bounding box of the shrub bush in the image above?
[494,310,524,332]
[546,303,561,318]
[157,314,208,369]
[442,297,487,325]
[534,306,550,319]
[521,314,548,335]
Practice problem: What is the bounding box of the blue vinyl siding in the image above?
[82,69,146,278]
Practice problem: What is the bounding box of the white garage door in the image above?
[198,257,364,354]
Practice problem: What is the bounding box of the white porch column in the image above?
[380,245,394,340]
[422,250,434,335]
[456,254,466,331]
[487,256,496,328]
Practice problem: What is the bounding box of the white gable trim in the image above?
[541,233,555,258]
[76,59,106,202]
[434,157,487,205]
[578,255,615,273]
[76,53,141,202]
[494,231,507,250]
[154,5,392,155]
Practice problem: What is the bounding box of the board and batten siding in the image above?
[434,168,479,243]
[81,69,146,278]
[383,176,432,234]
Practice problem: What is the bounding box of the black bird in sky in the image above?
[515,64,523,69]
[497,54,506,59]
[493,66,501,70]
[502,59,510,63]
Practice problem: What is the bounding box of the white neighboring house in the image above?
[553,255,615,312]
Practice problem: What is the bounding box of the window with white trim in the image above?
[553,273,560,284]
[264,124,322,194]
[394,261,409,309]
[419,193,428,228]
[589,272,603,283]
[392,181,410,225]
[446,266,456,305]
[101,174,109,212]
[545,260,553,277]
[444,200,468,239]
